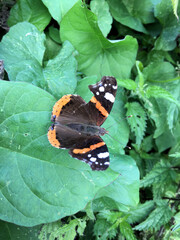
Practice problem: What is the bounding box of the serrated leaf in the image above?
[60,1,138,79]
[125,102,147,145]
[146,86,180,106]
[117,79,137,90]
[120,221,137,240]
[90,0,112,37]
[94,218,117,240]
[141,159,178,198]
[134,200,173,231]
[8,0,51,31]
[127,201,155,224]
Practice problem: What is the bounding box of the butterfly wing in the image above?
[69,136,109,171]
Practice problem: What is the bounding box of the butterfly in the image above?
[48,76,117,170]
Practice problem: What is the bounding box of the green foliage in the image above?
[0,0,180,239]
[125,102,147,145]
[134,200,173,231]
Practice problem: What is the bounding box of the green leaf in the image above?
[0,81,120,226]
[120,221,137,240]
[127,201,155,224]
[90,0,112,37]
[42,0,78,23]
[95,155,140,208]
[134,200,173,231]
[169,152,180,158]
[154,0,180,51]
[0,22,77,99]
[125,102,147,145]
[94,218,117,240]
[60,1,138,79]
[141,159,178,198]
[8,0,51,31]
[117,78,137,90]
[107,0,154,33]
[146,86,180,106]
[0,220,41,240]
[171,0,179,20]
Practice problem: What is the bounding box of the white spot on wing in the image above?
[112,85,117,89]
[90,157,96,162]
[104,92,115,103]
[104,84,107,87]
[99,86,105,92]
[96,92,99,95]
[104,162,109,165]
[97,152,109,158]
[88,154,91,157]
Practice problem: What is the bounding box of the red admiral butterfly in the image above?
[48,76,117,171]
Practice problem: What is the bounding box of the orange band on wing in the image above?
[48,128,60,148]
[90,96,108,117]
[73,142,105,154]
[52,95,71,117]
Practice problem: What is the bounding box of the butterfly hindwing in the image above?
[69,136,109,171]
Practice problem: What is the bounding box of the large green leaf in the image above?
[107,0,154,33]
[0,81,138,226]
[42,0,78,23]
[8,0,51,31]
[60,1,138,79]
[0,22,77,99]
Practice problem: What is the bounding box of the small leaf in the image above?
[125,102,147,145]
[120,221,137,240]
[171,0,179,20]
[146,86,180,106]
[90,0,113,37]
[42,0,78,23]
[134,200,173,231]
[117,79,137,90]
[169,152,180,158]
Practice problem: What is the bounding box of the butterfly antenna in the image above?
[106,132,131,149]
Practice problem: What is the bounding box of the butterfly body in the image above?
[48,76,117,171]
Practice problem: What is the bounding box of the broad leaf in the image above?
[0,81,121,226]
[60,1,138,79]
[8,0,51,31]
[107,0,154,33]
[0,22,77,99]
[0,220,41,240]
